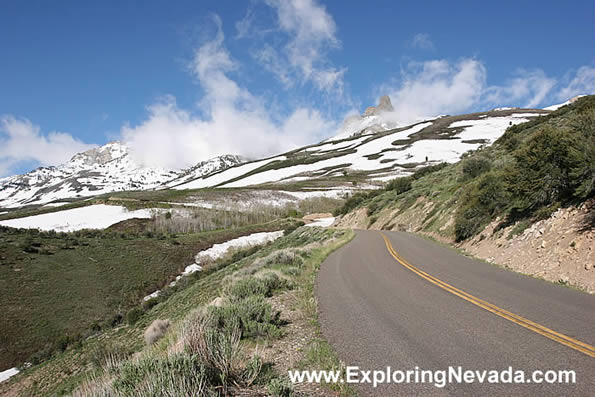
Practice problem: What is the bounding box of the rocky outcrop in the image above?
[363,95,394,117]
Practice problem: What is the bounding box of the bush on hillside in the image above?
[144,319,170,345]
[411,162,448,179]
[333,190,382,216]
[208,295,282,339]
[455,101,595,240]
[461,157,492,180]
[455,173,509,241]
[126,307,144,325]
[507,124,592,216]
[386,177,412,194]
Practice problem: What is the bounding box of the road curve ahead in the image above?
[316,230,594,396]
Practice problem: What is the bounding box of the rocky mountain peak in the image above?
[363,95,394,117]
[69,141,126,166]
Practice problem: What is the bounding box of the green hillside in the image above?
[335,95,595,241]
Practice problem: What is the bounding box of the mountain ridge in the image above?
[0,142,243,208]
[0,97,562,209]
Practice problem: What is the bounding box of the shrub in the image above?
[412,162,448,179]
[507,220,530,239]
[268,377,294,397]
[333,190,382,216]
[283,221,305,236]
[209,296,282,339]
[126,307,144,325]
[228,278,270,299]
[368,216,378,227]
[142,296,161,311]
[386,177,412,194]
[230,244,263,262]
[366,200,380,216]
[454,173,509,241]
[266,250,303,268]
[228,274,287,300]
[111,355,213,397]
[143,319,170,345]
[179,311,264,393]
[281,266,300,276]
[461,157,491,180]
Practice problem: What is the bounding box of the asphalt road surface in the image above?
[316,230,594,396]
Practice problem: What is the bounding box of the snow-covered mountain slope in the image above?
[163,155,245,187]
[0,142,243,208]
[173,108,551,190]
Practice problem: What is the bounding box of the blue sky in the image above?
[1,0,594,175]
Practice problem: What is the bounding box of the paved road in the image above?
[316,230,594,396]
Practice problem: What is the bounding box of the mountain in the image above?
[0,97,559,208]
[333,95,595,291]
[171,104,550,190]
[163,154,245,187]
[0,142,243,208]
[331,95,399,141]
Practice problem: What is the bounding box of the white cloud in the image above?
[0,116,96,176]
[375,59,569,126]
[379,58,487,124]
[484,69,556,108]
[410,33,434,50]
[557,66,595,100]
[260,0,345,93]
[122,17,335,170]
[235,8,255,39]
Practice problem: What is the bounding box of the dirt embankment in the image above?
[460,202,594,293]
[336,199,594,293]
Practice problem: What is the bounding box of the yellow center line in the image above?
[380,233,595,358]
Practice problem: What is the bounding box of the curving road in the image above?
[316,230,594,396]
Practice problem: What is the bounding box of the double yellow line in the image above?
[380,233,595,358]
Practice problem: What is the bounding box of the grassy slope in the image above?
[0,219,296,371]
[336,95,595,240]
[0,227,354,396]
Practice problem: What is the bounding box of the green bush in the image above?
[126,307,144,325]
[461,157,491,180]
[268,377,294,397]
[507,124,593,215]
[455,173,508,241]
[412,162,448,179]
[228,278,270,299]
[333,190,383,216]
[228,274,287,300]
[385,177,412,194]
[283,221,305,236]
[209,295,282,339]
[112,355,212,396]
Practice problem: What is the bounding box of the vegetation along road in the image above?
[316,230,594,396]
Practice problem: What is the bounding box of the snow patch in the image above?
[142,231,284,301]
[0,367,19,383]
[305,217,335,227]
[195,231,284,263]
[0,205,157,232]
